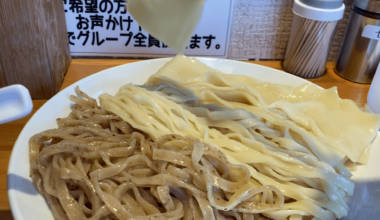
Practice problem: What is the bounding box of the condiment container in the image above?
[0,0,71,99]
[335,0,380,84]
[368,62,380,114]
[283,0,345,78]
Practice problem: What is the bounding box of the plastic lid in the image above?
[293,0,345,21]
[354,0,380,14]
[300,0,344,9]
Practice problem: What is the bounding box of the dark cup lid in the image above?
[300,0,344,9]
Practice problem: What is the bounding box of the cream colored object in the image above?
[147,55,380,164]
[127,0,204,54]
[100,84,353,219]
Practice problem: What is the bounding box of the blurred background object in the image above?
[368,62,380,113]
[335,0,380,84]
[0,0,71,99]
[228,0,354,60]
[283,0,345,78]
[0,0,368,91]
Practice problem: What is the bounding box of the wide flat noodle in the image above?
[100,84,354,219]
[29,87,284,220]
[145,55,380,164]
[30,55,380,220]
[98,55,380,219]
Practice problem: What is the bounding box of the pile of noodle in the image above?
[98,55,380,219]
[29,87,284,220]
[29,55,380,220]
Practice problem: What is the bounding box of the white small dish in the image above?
[0,84,33,125]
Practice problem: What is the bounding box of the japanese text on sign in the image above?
[63,0,233,57]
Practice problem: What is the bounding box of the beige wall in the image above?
[227,0,353,61]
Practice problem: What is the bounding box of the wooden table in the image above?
[0,59,370,219]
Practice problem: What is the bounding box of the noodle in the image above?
[29,87,284,220]
[29,55,380,219]
[98,55,380,219]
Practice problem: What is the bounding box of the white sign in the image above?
[63,0,234,58]
[362,24,380,40]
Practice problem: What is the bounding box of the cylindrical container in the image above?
[0,0,71,99]
[368,62,380,114]
[335,0,380,84]
[283,0,345,78]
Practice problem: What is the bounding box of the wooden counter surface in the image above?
[0,59,370,219]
